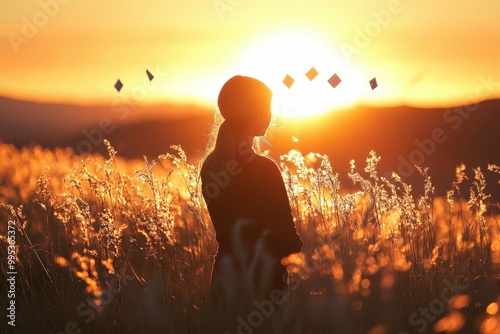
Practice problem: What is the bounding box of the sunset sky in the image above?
[1,0,500,116]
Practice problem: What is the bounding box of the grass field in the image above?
[1,140,499,334]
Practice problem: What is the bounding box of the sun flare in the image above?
[236,29,364,118]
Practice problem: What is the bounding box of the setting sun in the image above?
[235,29,365,117]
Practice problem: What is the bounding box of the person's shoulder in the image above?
[253,154,281,173]
[253,153,275,164]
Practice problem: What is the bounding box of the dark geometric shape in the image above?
[370,77,378,90]
[114,79,123,92]
[328,73,342,89]
[146,69,154,81]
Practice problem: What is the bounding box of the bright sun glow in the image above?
[236,29,365,118]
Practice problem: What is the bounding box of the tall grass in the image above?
[0,140,499,333]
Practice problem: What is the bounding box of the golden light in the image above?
[486,303,499,315]
[450,295,471,309]
[235,28,365,118]
[433,311,465,333]
[481,317,499,333]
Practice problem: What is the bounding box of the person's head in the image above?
[217,75,272,137]
[200,76,273,196]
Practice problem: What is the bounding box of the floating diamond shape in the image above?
[370,77,378,90]
[306,67,319,81]
[114,79,123,92]
[146,69,154,81]
[283,74,295,89]
[328,73,341,88]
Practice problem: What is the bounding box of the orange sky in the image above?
[1,0,500,114]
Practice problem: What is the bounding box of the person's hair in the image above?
[200,75,273,186]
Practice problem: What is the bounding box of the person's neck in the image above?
[232,130,256,157]
[232,128,254,148]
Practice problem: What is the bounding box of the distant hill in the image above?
[268,100,500,196]
[65,115,214,161]
[1,95,499,196]
[0,95,209,147]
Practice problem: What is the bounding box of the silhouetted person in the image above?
[200,75,302,331]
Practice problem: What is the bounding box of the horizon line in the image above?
[1,93,500,113]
